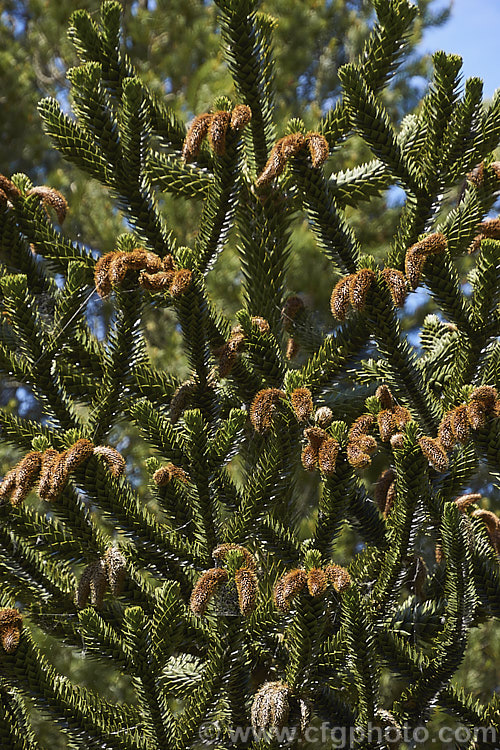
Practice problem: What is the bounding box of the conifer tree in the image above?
[1,1,500,748]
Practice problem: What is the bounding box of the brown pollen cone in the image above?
[251,681,292,735]
[75,564,93,608]
[468,235,484,254]
[349,413,374,440]
[466,162,484,187]
[470,221,499,252]
[217,346,238,377]
[169,380,197,424]
[0,608,23,653]
[208,110,232,156]
[357,435,377,454]
[88,559,108,608]
[10,451,42,507]
[306,132,329,167]
[330,275,355,320]
[412,232,448,256]
[315,406,333,428]
[45,452,71,500]
[114,249,161,277]
[381,267,408,307]
[318,438,339,476]
[63,439,95,472]
[349,269,375,311]
[325,564,351,592]
[393,405,411,430]
[169,268,192,296]
[384,481,397,517]
[139,270,175,291]
[274,569,307,611]
[27,186,68,224]
[108,249,160,288]
[230,104,252,130]
[0,468,18,502]
[152,465,173,486]
[290,387,313,422]
[304,426,329,451]
[286,336,300,360]
[251,316,270,334]
[374,468,396,514]
[477,218,500,240]
[470,385,497,410]
[153,463,188,486]
[190,568,229,616]
[438,413,456,451]
[404,247,426,291]
[249,388,285,432]
[0,175,21,200]
[226,326,246,353]
[466,400,487,430]
[377,409,396,442]
[405,233,447,289]
[281,132,307,158]
[472,509,500,554]
[182,113,212,161]
[418,437,449,472]
[109,255,132,289]
[38,449,60,500]
[301,443,318,471]
[449,405,469,443]
[103,547,127,595]
[307,568,328,597]
[490,162,500,180]
[375,384,394,410]
[255,143,286,187]
[454,493,481,512]
[256,133,306,187]
[93,446,126,477]
[160,254,174,271]
[390,433,405,450]
[235,567,258,615]
[94,253,116,298]
[346,440,372,469]
[75,560,108,608]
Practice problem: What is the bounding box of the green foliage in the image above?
[0,1,499,749]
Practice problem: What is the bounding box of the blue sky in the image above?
[422,0,500,100]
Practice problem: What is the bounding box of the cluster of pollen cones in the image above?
[419,386,500,473]
[75,547,127,609]
[0,440,124,506]
[94,248,192,299]
[190,544,258,617]
[182,105,252,161]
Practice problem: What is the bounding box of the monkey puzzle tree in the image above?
[0,1,500,749]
